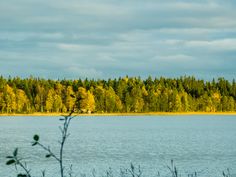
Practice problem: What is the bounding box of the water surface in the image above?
[0,115,235,177]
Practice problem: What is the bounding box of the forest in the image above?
[0,76,235,114]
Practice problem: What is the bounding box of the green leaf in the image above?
[17,174,27,177]
[6,156,14,159]
[13,148,18,157]
[45,154,51,158]
[6,159,15,165]
[33,134,39,141]
[32,142,38,146]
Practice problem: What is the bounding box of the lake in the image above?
[0,115,236,177]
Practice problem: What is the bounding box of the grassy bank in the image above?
[1,112,236,116]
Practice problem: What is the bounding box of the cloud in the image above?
[185,39,236,51]
[0,0,235,80]
[151,54,194,62]
[0,32,64,42]
[66,66,103,78]
[1,0,236,32]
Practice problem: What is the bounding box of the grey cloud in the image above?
[0,0,235,80]
[1,0,236,32]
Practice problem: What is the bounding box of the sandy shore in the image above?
[0,112,236,116]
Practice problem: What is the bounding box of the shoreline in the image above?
[0,112,236,116]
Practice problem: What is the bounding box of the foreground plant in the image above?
[6,110,76,177]
[33,111,75,177]
[222,169,231,177]
[6,148,31,177]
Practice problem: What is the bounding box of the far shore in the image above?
[0,112,236,116]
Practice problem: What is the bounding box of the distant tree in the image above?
[0,76,235,113]
[45,89,55,112]
[54,94,63,112]
[16,89,30,113]
[94,86,106,112]
[228,96,235,111]
[77,87,95,113]
[0,92,6,113]
[173,93,182,112]
[159,89,169,112]
[34,85,45,112]
[105,86,122,113]
[181,92,190,112]
[65,86,76,112]
[130,86,145,112]
[2,84,16,113]
[145,87,160,112]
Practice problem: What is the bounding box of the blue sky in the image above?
[0,0,236,80]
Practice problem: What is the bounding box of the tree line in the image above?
[0,76,235,113]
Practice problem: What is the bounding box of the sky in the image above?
[0,0,236,80]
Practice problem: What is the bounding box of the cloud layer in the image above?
[0,0,236,80]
